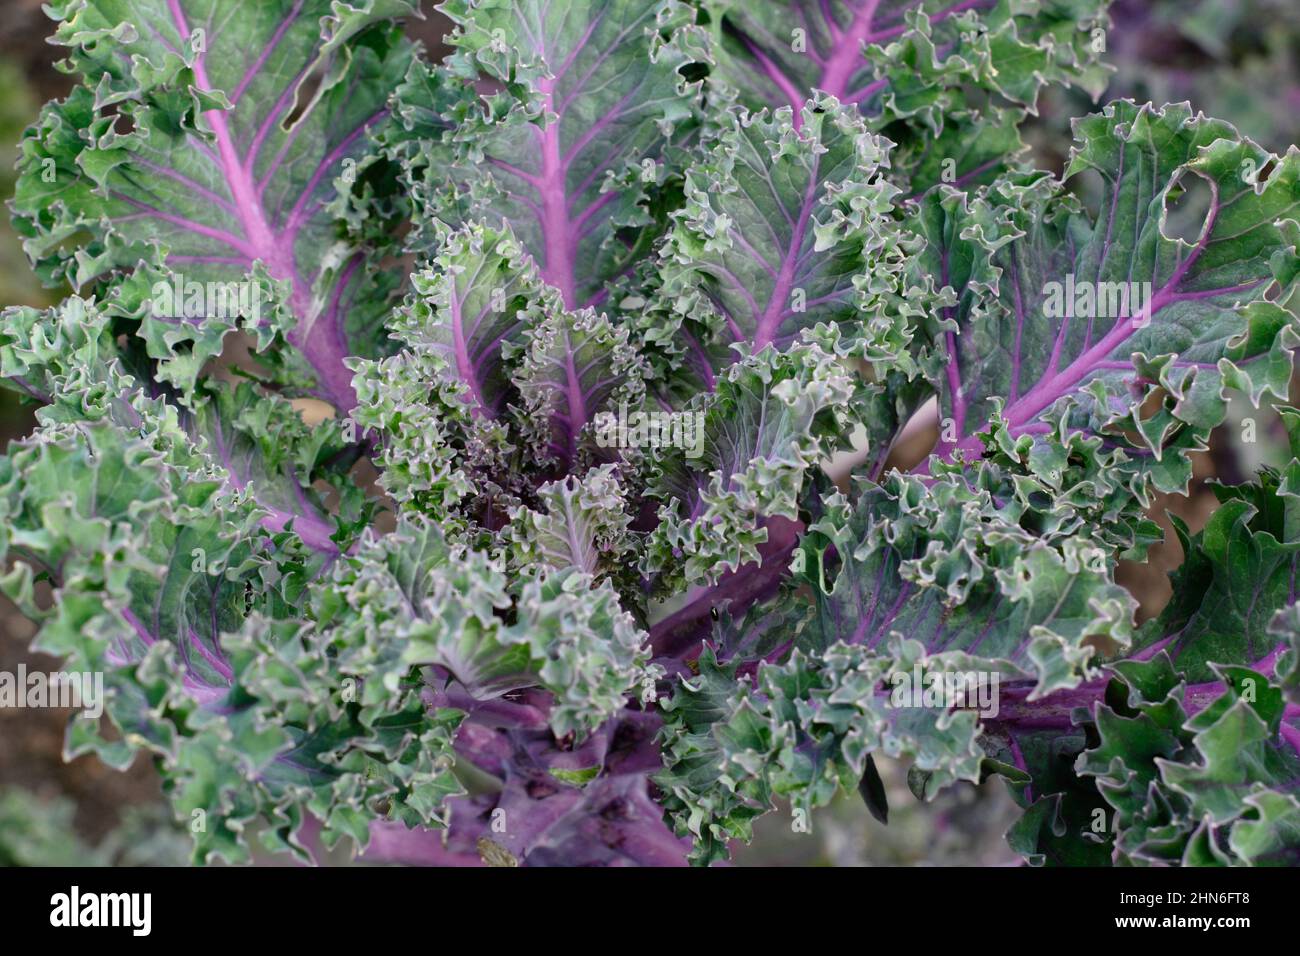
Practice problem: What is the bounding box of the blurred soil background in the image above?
[0,0,1297,866]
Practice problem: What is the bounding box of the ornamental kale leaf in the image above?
[2,0,1299,867]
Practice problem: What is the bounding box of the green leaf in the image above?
[320,515,656,741]
[659,640,985,863]
[647,97,902,383]
[505,463,637,589]
[704,0,1112,192]
[421,0,703,309]
[795,482,1135,696]
[14,0,416,408]
[887,101,1300,497]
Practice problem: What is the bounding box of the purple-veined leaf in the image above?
[504,463,637,588]
[349,221,546,513]
[644,341,857,590]
[648,96,902,384]
[428,0,702,309]
[354,219,647,507]
[14,0,417,409]
[706,0,1109,119]
[703,0,1111,194]
[888,101,1300,494]
[515,306,646,470]
[793,482,1134,696]
[0,296,355,557]
[991,424,1300,865]
[391,221,543,420]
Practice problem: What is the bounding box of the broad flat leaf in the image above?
[649,97,902,383]
[427,0,702,309]
[888,101,1300,493]
[704,0,1111,192]
[14,0,416,408]
[706,0,1109,116]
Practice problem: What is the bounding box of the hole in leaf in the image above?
[678,61,709,84]
[282,58,328,131]
[1160,172,1214,245]
[877,396,939,475]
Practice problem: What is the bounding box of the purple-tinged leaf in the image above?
[14,0,418,409]
[648,97,901,383]
[429,0,702,309]
[888,102,1300,493]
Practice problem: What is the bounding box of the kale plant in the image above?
[2,0,1299,867]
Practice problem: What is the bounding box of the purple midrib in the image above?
[1001,244,1222,433]
[936,182,1254,462]
[740,32,808,112]
[122,607,233,693]
[775,0,999,122]
[521,14,660,312]
[940,246,967,446]
[562,330,589,461]
[449,285,490,415]
[188,627,234,681]
[978,646,1295,734]
[165,0,360,411]
[535,77,578,308]
[167,3,283,274]
[647,520,803,656]
[752,149,823,350]
[817,0,884,99]
[208,398,339,555]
